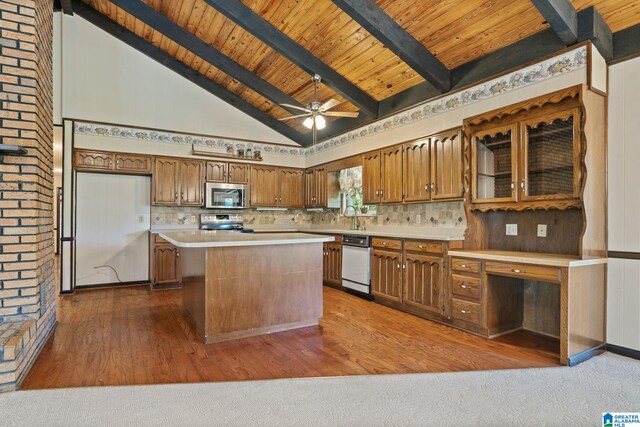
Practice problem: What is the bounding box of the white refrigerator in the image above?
[75,172,151,287]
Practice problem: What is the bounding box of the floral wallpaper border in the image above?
[74,46,587,158]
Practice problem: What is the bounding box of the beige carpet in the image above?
[1,352,638,426]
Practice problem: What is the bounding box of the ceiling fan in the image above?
[279,74,359,144]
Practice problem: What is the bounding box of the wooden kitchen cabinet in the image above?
[206,161,249,184]
[381,146,403,203]
[250,166,303,208]
[403,138,431,202]
[153,157,204,206]
[371,248,403,303]
[150,234,181,289]
[153,157,181,205]
[323,241,342,288]
[74,149,152,175]
[403,252,443,316]
[250,165,279,207]
[304,166,327,208]
[431,129,464,200]
[74,149,114,171]
[362,151,382,204]
[278,168,304,208]
[468,95,582,210]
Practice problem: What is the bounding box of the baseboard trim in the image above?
[568,345,605,366]
[607,343,640,360]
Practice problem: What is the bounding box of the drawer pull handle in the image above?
[460,284,468,289]
[460,264,467,268]
[512,269,524,273]
[460,309,469,314]
[418,245,424,249]
[397,263,401,269]
[383,242,388,246]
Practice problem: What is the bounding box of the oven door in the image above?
[205,183,248,209]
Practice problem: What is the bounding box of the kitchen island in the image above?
[158,231,334,343]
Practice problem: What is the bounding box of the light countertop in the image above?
[248,226,465,241]
[447,249,608,267]
[158,230,335,248]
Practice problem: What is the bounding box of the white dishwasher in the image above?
[341,234,371,298]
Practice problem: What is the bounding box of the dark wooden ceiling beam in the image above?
[612,23,640,63]
[578,6,613,61]
[203,0,378,118]
[72,0,310,146]
[108,0,308,115]
[530,0,577,45]
[331,0,450,93]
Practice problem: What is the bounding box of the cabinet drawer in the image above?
[451,274,482,300]
[451,258,481,274]
[404,240,443,254]
[485,262,561,283]
[451,298,482,325]
[372,237,402,250]
[153,234,171,245]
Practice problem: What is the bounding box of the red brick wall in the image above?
[0,0,55,390]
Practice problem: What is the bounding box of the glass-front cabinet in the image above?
[470,104,581,208]
[471,124,518,203]
[521,108,580,201]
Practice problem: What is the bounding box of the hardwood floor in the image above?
[21,285,560,390]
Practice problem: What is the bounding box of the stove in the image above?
[199,214,253,232]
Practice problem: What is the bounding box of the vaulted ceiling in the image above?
[60,0,640,146]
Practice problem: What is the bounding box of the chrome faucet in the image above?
[344,205,360,230]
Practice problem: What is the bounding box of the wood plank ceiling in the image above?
[78,0,640,146]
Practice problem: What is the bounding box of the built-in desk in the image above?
[447,250,607,366]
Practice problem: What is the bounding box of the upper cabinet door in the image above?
[205,161,227,183]
[278,168,304,208]
[314,167,327,208]
[431,129,464,200]
[115,153,152,174]
[74,150,114,171]
[250,165,278,207]
[381,146,403,203]
[520,108,581,201]
[304,168,316,207]
[180,160,205,206]
[362,152,381,204]
[228,163,249,184]
[471,124,519,204]
[153,157,181,205]
[403,138,431,202]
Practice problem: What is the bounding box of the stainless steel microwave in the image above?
[204,182,249,209]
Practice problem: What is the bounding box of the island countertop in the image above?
[158,230,335,248]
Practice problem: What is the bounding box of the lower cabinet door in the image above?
[154,245,182,286]
[327,243,342,286]
[371,249,402,302]
[403,253,443,315]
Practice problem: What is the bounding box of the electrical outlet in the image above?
[191,215,196,223]
[537,224,547,238]
[506,224,518,236]
[415,214,421,224]
[137,215,144,224]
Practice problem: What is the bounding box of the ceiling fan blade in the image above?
[278,113,312,121]
[280,103,311,113]
[319,98,341,111]
[323,111,360,118]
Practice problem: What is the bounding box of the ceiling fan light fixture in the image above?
[303,117,314,129]
[315,115,326,130]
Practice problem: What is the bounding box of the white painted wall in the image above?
[607,56,640,351]
[60,15,296,146]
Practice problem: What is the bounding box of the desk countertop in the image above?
[158,230,335,248]
[447,249,608,267]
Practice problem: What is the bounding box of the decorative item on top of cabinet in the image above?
[466,86,583,211]
[304,166,328,208]
[74,149,153,175]
[150,233,181,289]
[152,157,204,206]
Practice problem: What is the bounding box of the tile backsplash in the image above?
[151,201,466,230]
